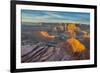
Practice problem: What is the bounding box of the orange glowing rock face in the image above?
[67,23,77,32]
[66,24,86,53]
[67,23,77,37]
[67,38,86,53]
[40,31,55,39]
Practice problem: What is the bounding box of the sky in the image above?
[21,9,90,24]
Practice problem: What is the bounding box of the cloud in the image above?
[21,10,90,24]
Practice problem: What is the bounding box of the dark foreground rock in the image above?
[21,41,89,63]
